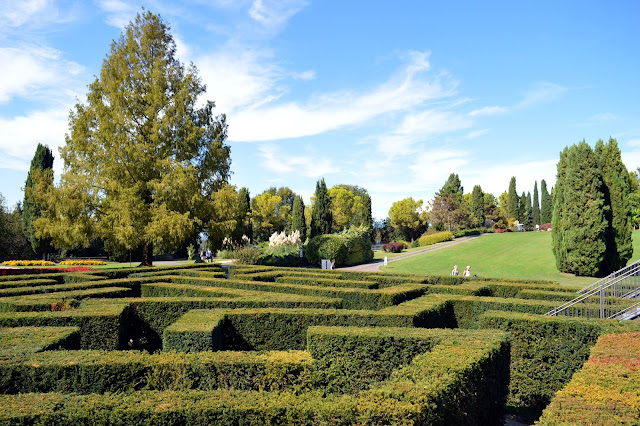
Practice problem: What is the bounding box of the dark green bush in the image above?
[305,234,347,266]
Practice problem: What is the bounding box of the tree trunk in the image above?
[140,241,153,266]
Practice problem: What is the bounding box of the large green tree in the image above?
[595,138,633,271]
[532,181,540,226]
[310,178,332,238]
[34,12,231,265]
[507,177,518,220]
[540,179,552,224]
[431,173,466,231]
[552,142,608,276]
[235,187,252,242]
[327,185,368,232]
[22,143,54,259]
[388,197,427,241]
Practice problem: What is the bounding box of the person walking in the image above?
[451,265,459,276]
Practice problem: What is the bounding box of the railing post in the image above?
[600,284,605,319]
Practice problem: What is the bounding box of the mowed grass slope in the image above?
[383,230,640,288]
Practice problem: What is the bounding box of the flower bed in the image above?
[1,260,56,267]
[58,260,106,266]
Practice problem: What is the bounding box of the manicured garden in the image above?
[0,263,639,424]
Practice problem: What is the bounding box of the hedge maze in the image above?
[1,264,639,424]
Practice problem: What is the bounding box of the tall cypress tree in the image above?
[507,177,518,220]
[540,179,552,224]
[518,192,527,222]
[525,192,533,230]
[22,144,54,259]
[553,142,608,276]
[310,178,332,238]
[237,187,252,241]
[291,195,307,241]
[532,181,541,226]
[470,185,485,228]
[595,138,633,271]
[362,193,374,242]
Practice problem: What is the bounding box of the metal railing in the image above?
[546,261,640,319]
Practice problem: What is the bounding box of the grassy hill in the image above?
[382,230,640,289]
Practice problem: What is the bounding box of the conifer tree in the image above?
[507,177,518,220]
[33,12,231,266]
[552,142,608,276]
[540,179,552,224]
[532,181,541,226]
[22,143,54,259]
[595,138,633,271]
[236,187,252,241]
[525,191,533,230]
[470,185,485,228]
[362,193,373,229]
[518,192,527,222]
[310,178,332,238]
[291,195,307,241]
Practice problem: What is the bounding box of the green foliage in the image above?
[207,184,249,252]
[0,196,35,260]
[552,142,608,276]
[540,179,552,224]
[22,144,55,260]
[388,197,427,241]
[595,137,633,272]
[34,11,231,266]
[310,178,332,238]
[417,231,453,247]
[291,195,306,242]
[507,176,518,220]
[251,187,295,242]
[532,181,541,225]
[305,234,346,265]
[431,173,467,232]
[470,185,485,228]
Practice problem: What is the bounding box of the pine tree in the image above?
[291,195,307,241]
[362,193,373,230]
[532,181,541,226]
[310,178,332,238]
[22,143,54,259]
[470,185,485,228]
[540,179,552,224]
[507,177,518,220]
[553,142,608,276]
[595,138,633,271]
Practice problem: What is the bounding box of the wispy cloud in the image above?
[228,51,458,142]
[465,129,489,139]
[258,144,339,177]
[0,46,84,104]
[627,139,640,147]
[96,0,139,28]
[248,0,308,31]
[470,82,567,117]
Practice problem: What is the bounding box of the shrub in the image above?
[539,223,552,231]
[233,246,261,265]
[418,231,453,247]
[305,234,347,266]
[382,242,403,253]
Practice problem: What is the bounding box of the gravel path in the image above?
[338,235,482,272]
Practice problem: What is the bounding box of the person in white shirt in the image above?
[463,266,471,277]
[451,265,459,276]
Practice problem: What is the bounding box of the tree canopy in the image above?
[388,197,427,241]
[310,178,332,238]
[34,11,231,265]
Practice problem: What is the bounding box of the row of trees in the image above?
[384,174,554,243]
[552,139,632,276]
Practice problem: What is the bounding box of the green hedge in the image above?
[0,328,509,425]
[275,276,379,289]
[305,234,347,266]
[0,280,131,298]
[163,311,225,352]
[0,350,313,395]
[179,278,427,310]
[536,331,640,425]
[0,326,80,359]
[0,300,128,350]
[418,231,453,247]
[0,278,60,289]
[514,289,581,302]
[478,310,640,410]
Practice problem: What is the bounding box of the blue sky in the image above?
[1,1,639,220]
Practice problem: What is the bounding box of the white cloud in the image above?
[462,158,558,197]
[0,0,49,27]
[258,144,339,177]
[627,139,640,147]
[291,70,315,80]
[0,108,68,175]
[590,112,618,121]
[228,51,457,142]
[248,0,308,31]
[0,46,84,104]
[97,0,138,28]
[465,129,489,139]
[469,105,509,117]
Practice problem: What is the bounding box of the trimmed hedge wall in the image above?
[478,310,640,410]
[536,332,640,425]
[163,311,225,352]
[0,326,80,359]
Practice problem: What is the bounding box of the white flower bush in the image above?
[269,230,301,247]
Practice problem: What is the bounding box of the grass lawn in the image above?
[382,230,640,289]
[373,245,428,260]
